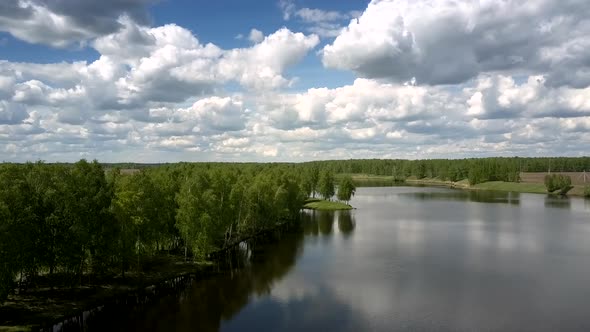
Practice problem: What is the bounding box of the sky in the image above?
[0,0,589,163]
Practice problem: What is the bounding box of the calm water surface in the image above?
[119,187,590,332]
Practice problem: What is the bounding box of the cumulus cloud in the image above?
[322,0,590,87]
[219,28,319,89]
[0,21,319,116]
[248,29,264,43]
[94,22,318,104]
[466,75,590,119]
[279,1,359,38]
[0,0,154,47]
[259,78,454,130]
[0,101,28,124]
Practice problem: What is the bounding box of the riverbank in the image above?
[303,199,353,210]
[0,256,215,331]
[0,219,300,331]
[406,177,587,196]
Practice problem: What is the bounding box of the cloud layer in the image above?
[0,0,589,162]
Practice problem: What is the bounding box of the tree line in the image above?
[300,157,590,185]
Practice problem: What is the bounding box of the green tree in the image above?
[111,171,161,274]
[337,176,356,204]
[0,199,17,303]
[175,171,211,260]
[318,170,335,200]
[544,174,573,195]
[309,165,320,198]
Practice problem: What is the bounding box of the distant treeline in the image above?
[299,157,590,185]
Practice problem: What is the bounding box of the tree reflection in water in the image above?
[338,211,355,237]
[302,210,356,238]
[318,211,334,235]
[106,230,305,332]
[105,211,357,332]
[544,195,571,209]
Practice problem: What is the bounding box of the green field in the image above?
[405,177,470,188]
[303,199,353,210]
[406,177,586,196]
[335,173,396,181]
[471,181,547,194]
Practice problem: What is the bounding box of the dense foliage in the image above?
[337,176,356,204]
[544,174,573,194]
[317,170,336,200]
[0,161,308,303]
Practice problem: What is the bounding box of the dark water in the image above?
[119,187,590,332]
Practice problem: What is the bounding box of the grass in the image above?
[303,200,353,210]
[336,173,396,181]
[471,181,547,194]
[406,177,470,188]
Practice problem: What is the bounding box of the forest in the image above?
[0,161,316,304]
[1,156,590,304]
[302,157,590,185]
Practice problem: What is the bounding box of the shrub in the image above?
[544,174,572,194]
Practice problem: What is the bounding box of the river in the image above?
[111,186,590,331]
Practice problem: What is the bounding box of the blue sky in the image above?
[0,0,589,162]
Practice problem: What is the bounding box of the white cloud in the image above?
[295,8,349,23]
[219,28,319,90]
[322,0,590,87]
[278,0,296,20]
[2,68,590,161]
[0,101,28,124]
[0,0,153,47]
[248,29,264,43]
[0,22,320,122]
[178,96,246,133]
[280,2,358,38]
[466,75,590,119]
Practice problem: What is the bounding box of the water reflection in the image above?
[302,210,356,238]
[110,231,306,332]
[318,211,334,235]
[544,195,571,209]
[302,211,319,236]
[108,187,590,332]
[221,285,366,332]
[337,212,355,237]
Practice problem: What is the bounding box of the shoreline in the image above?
[0,258,213,331]
[405,178,587,197]
[302,199,353,211]
[0,220,299,332]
